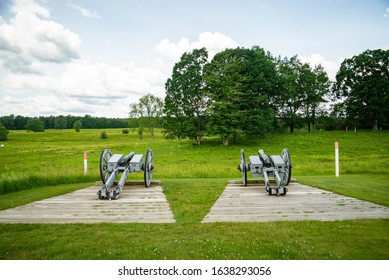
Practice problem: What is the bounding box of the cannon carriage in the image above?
[97,148,154,200]
[238,148,292,195]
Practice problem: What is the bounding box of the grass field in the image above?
[0,129,388,259]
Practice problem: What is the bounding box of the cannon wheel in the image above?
[144,148,153,188]
[240,149,248,186]
[100,149,112,184]
[281,148,292,186]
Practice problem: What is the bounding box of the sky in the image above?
[0,0,388,118]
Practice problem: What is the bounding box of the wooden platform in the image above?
[202,180,389,223]
[0,181,175,224]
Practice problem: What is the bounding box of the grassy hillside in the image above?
[1,129,388,187]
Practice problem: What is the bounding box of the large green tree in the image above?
[204,47,276,145]
[301,64,330,132]
[332,49,389,129]
[275,56,305,133]
[164,48,209,144]
[129,93,163,141]
[274,56,330,133]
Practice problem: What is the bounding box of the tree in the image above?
[205,47,276,145]
[42,115,55,129]
[332,49,389,129]
[0,124,9,141]
[129,94,163,141]
[274,56,305,133]
[54,115,68,130]
[100,131,107,139]
[0,114,129,130]
[204,48,244,145]
[274,56,329,133]
[73,120,82,132]
[13,115,28,130]
[0,115,15,130]
[25,118,45,132]
[243,47,278,137]
[301,64,330,132]
[164,48,209,144]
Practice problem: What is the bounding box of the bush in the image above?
[100,131,107,139]
[122,129,129,134]
[25,118,45,132]
[73,120,82,132]
[0,125,9,141]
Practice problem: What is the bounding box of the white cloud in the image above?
[154,31,239,62]
[66,1,101,19]
[11,0,50,18]
[0,0,81,73]
[299,53,343,81]
[4,60,167,97]
[3,93,95,116]
[64,60,167,97]
[1,31,239,117]
[2,58,169,117]
[0,2,240,117]
[384,7,389,18]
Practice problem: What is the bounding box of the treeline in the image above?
[0,114,129,130]
[162,47,388,144]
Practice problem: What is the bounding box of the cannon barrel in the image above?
[122,152,135,165]
[258,149,271,166]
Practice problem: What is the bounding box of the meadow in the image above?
[0,128,388,259]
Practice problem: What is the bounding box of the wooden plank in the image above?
[202,181,389,223]
[0,182,175,224]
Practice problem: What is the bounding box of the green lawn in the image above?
[1,220,388,260]
[298,175,389,207]
[0,129,388,259]
[2,129,389,192]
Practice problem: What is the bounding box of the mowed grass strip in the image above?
[163,179,227,224]
[0,220,388,260]
[298,175,389,207]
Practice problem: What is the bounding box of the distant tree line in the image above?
[0,114,129,131]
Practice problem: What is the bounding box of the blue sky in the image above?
[0,0,388,118]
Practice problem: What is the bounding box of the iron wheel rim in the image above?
[99,149,112,184]
[144,148,153,187]
[281,148,292,186]
[240,149,247,186]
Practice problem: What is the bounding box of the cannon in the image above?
[238,148,292,196]
[97,148,154,200]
